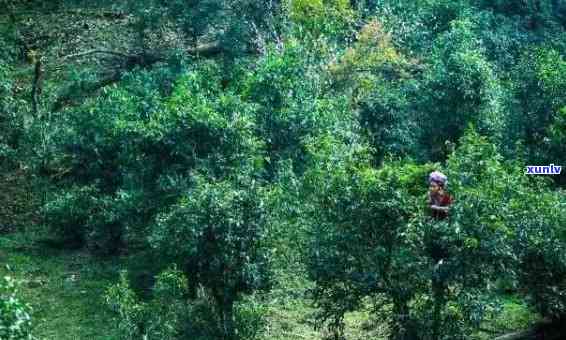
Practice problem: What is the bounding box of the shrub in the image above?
[42,64,264,253]
[0,62,22,170]
[0,276,34,340]
[41,185,99,248]
[107,268,267,340]
[107,269,192,340]
[328,19,419,163]
[287,0,355,39]
[508,185,566,319]
[418,18,506,161]
[149,175,272,339]
[509,48,566,186]
[242,40,352,176]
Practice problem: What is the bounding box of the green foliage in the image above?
[370,0,469,54]
[488,296,539,333]
[304,127,564,339]
[107,268,267,340]
[0,276,34,340]
[414,128,521,337]
[4,0,566,338]
[302,133,427,338]
[508,47,566,184]
[0,62,22,169]
[243,40,352,175]
[0,13,19,64]
[419,18,506,161]
[128,0,283,56]
[547,107,566,158]
[42,184,133,251]
[149,175,271,339]
[106,272,149,339]
[41,185,99,247]
[334,20,418,163]
[507,185,566,319]
[476,0,563,29]
[42,64,263,252]
[233,295,268,340]
[286,0,356,40]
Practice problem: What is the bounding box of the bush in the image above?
[41,185,99,248]
[0,276,34,340]
[107,268,199,340]
[509,186,566,319]
[287,0,356,39]
[149,175,272,339]
[41,64,264,253]
[242,40,352,176]
[508,48,566,186]
[106,268,267,340]
[418,18,506,161]
[302,133,424,339]
[329,19,419,163]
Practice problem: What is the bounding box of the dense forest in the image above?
[1,0,565,339]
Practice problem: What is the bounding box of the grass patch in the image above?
[489,295,540,333]
[474,295,540,339]
[1,229,122,340]
[0,226,168,339]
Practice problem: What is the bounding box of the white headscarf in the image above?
[428,171,447,187]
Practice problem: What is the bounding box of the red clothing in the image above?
[428,191,453,220]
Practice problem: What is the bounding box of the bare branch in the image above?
[61,49,133,61]
[51,71,123,112]
[187,41,223,57]
[49,41,224,112]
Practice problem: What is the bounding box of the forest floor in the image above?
[1,223,539,340]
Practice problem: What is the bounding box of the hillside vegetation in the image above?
[1,0,565,339]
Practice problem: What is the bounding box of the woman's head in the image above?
[428,171,447,193]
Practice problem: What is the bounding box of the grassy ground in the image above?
[0,226,382,340]
[262,269,389,340]
[0,225,165,339]
[0,229,121,339]
[1,225,540,340]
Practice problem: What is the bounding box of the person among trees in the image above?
[428,171,453,220]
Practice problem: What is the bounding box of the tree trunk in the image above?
[431,279,445,340]
[31,57,43,116]
[221,299,235,340]
[392,298,416,340]
[214,290,236,340]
